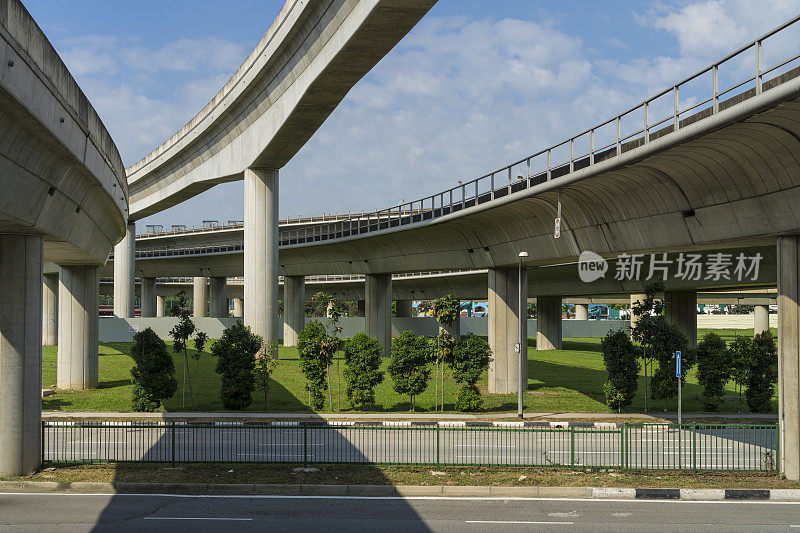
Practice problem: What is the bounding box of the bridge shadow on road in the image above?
[75,379,433,532]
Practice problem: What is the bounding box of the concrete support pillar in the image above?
[574,303,588,321]
[0,235,42,476]
[209,277,228,317]
[193,277,208,317]
[630,293,646,334]
[57,265,99,390]
[778,235,800,480]
[665,290,697,347]
[754,304,770,337]
[244,168,279,347]
[113,222,135,317]
[284,276,305,347]
[395,300,413,317]
[357,300,365,316]
[233,298,244,318]
[537,296,563,350]
[366,274,392,357]
[487,267,527,394]
[156,296,165,317]
[42,272,58,345]
[140,277,156,317]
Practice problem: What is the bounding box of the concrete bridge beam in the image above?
[113,223,135,318]
[210,277,228,318]
[537,296,563,350]
[283,276,305,347]
[57,266,99,390]
[366,274,392,357]
[0,235,42,476]
[488,267,527,394]
[42,272,58,346]
[140,277,157,317]
[193,277,208,317]
[665,290,698,348]
[244,168,279,349]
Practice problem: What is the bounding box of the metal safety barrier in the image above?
[42,422,778,472]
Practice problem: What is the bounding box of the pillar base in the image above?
[488,267,527,394]
[537,296,562,350]
[57,265,99,390]
[284,276,305,347]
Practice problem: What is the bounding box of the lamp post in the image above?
[518,251,529,419]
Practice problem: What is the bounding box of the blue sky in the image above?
[23,0,800,228]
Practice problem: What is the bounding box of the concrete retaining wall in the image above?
[100,317,630,343]
[697,314,777,329]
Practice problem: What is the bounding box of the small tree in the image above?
[450,334,491,412]
[130,328,177,412]
[433,295,460,411]
[254,341,279,410]
[343,332,385,409]
[212,321,262,410]
[388,331,432,411]
[729,335,752,412]
[630,283,663,412]
[193,331,208,373]
[297,320,335,410]
[169,310,197,410]
[601,329,640,412]
[746,332,778,413]
[696,332,732,411]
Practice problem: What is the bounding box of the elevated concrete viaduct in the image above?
[112,15,800,479]
[0,1,127,475]
[116,0,438,351]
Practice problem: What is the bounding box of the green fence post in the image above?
[41,421,45,465]
[692,423,696,472]
[620,423,626,470]
[171,422,176,467]
[436,425,440,466]
[570,426,575,467]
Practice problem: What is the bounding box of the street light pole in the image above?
[518,251,529,419]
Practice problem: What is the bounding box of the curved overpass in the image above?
[0,0,127,475]
[126,0,437,219]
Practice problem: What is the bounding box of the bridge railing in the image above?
[42,421,778,472]
[278,15,800,247]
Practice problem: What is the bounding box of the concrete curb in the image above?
[0,481,797,500]
[40,419,639,429]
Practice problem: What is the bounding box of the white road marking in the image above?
[466,521,573,525]
[144,517,252,521]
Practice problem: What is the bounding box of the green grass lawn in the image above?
[41,328,777,414]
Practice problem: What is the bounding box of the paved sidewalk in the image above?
[41,411,778,422]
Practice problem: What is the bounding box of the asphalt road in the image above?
[44,424,775,470]
[1,494,799,532]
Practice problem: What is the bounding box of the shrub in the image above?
[600,329,640,411]
[456,385,483,412]
[212,321,262,410]
[297,320,336,410]
[130,328,177,412]
[696,332,732,411]
[746,332,778,413]
[343,333,385,409]
[449,334,491,412]
[388,331,432,411]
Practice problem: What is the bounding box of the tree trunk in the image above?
[185,352,195,410]
[336,356,341,411]
[327,368,333,412]
[182,356,187,410]
[644,359,649,413]
[434,359,439,412]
